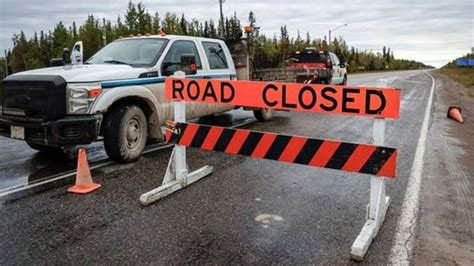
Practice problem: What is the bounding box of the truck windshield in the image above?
[87,38,168,67]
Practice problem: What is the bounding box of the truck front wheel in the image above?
[103,105,148,163]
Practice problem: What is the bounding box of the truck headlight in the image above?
[66,82,102,114]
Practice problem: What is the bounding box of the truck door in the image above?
[159,40,222,120]
[70,41,83,65]
[199,41,236,114]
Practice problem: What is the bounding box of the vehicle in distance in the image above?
[253,47,348,85]
[0,35,274,162]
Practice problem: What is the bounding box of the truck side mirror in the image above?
[70,41,84,65]
[180,54,197,75]
[50,58,65,67]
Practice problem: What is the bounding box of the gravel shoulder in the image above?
[413,71,474,265]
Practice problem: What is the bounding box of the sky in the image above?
[0,0,472,67]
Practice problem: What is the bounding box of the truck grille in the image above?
[0,75,67,122]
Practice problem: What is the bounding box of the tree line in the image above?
[0,1,432,78]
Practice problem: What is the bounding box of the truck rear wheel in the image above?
[253,108,274,122]
[103,105,148,163]
[26,142,63,154]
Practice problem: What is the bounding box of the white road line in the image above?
[388,71,435,264]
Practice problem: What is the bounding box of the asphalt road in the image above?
[0,108,253,194]
[0,70,432,264]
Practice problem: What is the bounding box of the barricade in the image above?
[140,71,401,261]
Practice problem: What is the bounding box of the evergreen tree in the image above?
[209,20,217,38]
[203,21,209,37]
[230,13,242,40]
[387,47,391,63]
[305,32,311,47]
[116,15,128,37]
[79,15,102,60]
[162,12,178,34]
[11,32,29,72]
[51,21,72,58]
[152,12,160,33]
[72,22,78,39]
[179,14,188,35]
[279,25,290,65]
[136,2,147,33]
[125,1,138,34]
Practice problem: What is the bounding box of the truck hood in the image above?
[9,64,151,83]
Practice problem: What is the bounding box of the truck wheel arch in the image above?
[92,88,163,140]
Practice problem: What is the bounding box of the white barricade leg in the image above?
[350,80,391,260]
[139,71,213,206]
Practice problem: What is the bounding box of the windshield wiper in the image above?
[103,60,129,65]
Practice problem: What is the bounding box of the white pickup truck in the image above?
[0,35,273,162]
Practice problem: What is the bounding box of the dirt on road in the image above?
[413,71,474,265]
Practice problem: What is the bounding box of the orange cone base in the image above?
[67,183,102,194]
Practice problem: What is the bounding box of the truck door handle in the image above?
[203,76,211,79]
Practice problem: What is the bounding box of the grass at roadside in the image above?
[438,68,474,88]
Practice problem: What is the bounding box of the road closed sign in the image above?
[165,78,401,119]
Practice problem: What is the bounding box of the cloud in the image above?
[0,0,472,67]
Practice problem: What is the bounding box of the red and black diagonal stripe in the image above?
[165,122,397,178]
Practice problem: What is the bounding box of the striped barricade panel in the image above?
[165,121,397,178]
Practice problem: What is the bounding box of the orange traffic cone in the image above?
[67,148,101,194]
[447,106,464,124]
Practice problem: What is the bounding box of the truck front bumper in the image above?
[0,115,102,146]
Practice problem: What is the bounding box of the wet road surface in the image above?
[1,70,433,264]
[0,70,421,193]
[0,109,254,194]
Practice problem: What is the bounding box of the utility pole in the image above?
[4,49,8,77]
[245,27,252,80]
[102,18,107,46]
[219,0,225,38]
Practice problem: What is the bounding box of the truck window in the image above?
[202,42,229,69]
[162,41,202,76]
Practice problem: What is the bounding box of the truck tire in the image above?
[253,108,274,122]
[103,105,148,163]
[26,142,63,154]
